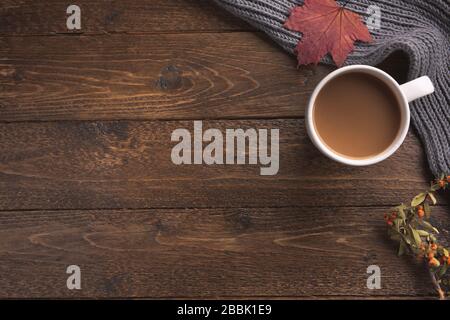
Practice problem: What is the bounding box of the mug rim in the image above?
[306,65,410,166]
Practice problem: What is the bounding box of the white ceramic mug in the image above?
[306,65,435,166]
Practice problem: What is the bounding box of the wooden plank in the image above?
[0,33,331,121]
[0,119,440,211]
[0,0,250,35]
[0,206,448,298]
[0,34,410,122]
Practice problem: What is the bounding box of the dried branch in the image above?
[385,174,449,299]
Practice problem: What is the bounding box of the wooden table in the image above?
[0,0,448,299]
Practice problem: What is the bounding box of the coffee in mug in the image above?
[313,72,401,159]
[306,65,435,166]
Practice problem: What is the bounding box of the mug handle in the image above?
[399,76,435,103]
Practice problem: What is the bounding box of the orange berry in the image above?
[447,257,450,265]
[431,243,438,250]
[428,252,435,259]
[417,209,425,218]
[429,257,440,267]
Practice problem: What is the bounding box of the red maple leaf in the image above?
[284,0,372,67]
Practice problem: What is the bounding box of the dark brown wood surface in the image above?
[0,120,442,210]
[0,0,447,299]
[0,33,329,121]
[1,207,449,298]
[0,0,250,35]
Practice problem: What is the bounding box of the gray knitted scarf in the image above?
[214,0,450,176]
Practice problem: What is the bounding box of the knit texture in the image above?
[214,0,450,176]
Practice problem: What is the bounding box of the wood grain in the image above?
[0,34,411,123]
[0,0,250,35]
[0,119,440,211]
[0,206,448,298]
[0,33,332,121]
[0,0,440,300]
